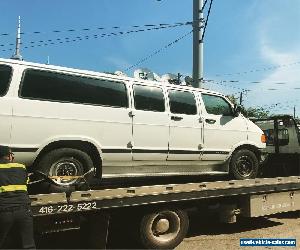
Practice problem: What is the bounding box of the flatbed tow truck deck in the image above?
[29,176,300,249]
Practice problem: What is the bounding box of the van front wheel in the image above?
[230,149,259,180]
[37,148,94,186]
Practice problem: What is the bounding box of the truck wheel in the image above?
[139,209,189,249]
[230,149,259,179]
[37,148,94,186]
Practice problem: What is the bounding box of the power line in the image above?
[201,79,299,113]
[0,22,191,49]
[201,0,210,12]
[214,61,300,77]
[0,21,192,37]
[206,78,300,85]
[203,79,300,109]
[124,30,193,72]
[245,98,300,111]
[1,23,191,52]
[203,79,250,91]
[200,0,214,43]
[205,79,300,94]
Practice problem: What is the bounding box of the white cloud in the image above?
[244,36,300,116]
[260,41,300,84]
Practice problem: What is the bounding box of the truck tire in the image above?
[37,148,94,186]
[139,209,189,249]
[230,149,259,179]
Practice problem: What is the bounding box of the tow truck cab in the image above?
[253,115,300,176]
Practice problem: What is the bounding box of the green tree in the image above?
[243,107,270,119]
[226,94,270,119]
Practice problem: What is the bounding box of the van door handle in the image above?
[171,116,183,121]
[205,119,216,124]
[128,111,135,117]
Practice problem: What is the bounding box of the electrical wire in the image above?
[201,0,210,12]
[124,30,193,72]
[215,80,299,113]
[0,23,191,52]
[206,78,300,85]
[203,79,250,91]
[203,79,300,112]
[200,0,214,43]
[203,79,300,94]
[0,21,192,37]
[214,61,300,77]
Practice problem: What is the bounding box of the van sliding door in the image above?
[131,85,168,163]
[168,89,202,161]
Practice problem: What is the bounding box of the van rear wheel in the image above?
[37,148,94,186]
[230,149,259,180]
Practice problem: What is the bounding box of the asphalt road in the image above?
[176,211,300,250]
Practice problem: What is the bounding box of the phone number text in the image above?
[38,202,97,214]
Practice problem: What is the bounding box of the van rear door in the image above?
[0,64,13,145]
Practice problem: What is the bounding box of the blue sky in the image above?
[0,0,299,116]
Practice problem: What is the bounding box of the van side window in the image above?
[20,69,128,108]
[202,94,233,116]
[133,85,165,112]
[0,65,12,96]
[169,90,197,115]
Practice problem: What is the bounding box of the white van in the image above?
[0,58,266,185]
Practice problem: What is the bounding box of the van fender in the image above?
[33,135,104,162]
[219,141,262,173]
[227,141,263,159]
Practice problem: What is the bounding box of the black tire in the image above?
[230,149,259,180]
[139,209,189,249]
[37,148,94,186]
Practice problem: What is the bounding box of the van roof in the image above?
[0,57,224,97]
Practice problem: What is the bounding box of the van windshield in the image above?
[0,65,12,96]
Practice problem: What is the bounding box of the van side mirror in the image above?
[233,104,242,117]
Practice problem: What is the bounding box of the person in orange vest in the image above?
[0,145,35,249]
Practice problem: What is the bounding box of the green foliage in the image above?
[243,107,270,119]
[226,94,270,119]
[226,94,238,105]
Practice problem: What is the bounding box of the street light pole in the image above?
[193,0,204,88]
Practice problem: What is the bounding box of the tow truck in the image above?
[253,115,300,177]
[25,172,300,249]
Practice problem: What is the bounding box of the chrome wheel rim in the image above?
[49,158,83,185]
[236,155,254,178]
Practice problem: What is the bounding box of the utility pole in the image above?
[294,106,296,118]
[193,0,204,88]
[11,16,22,61]
[239,92,243,106]
[177,73,182,85]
